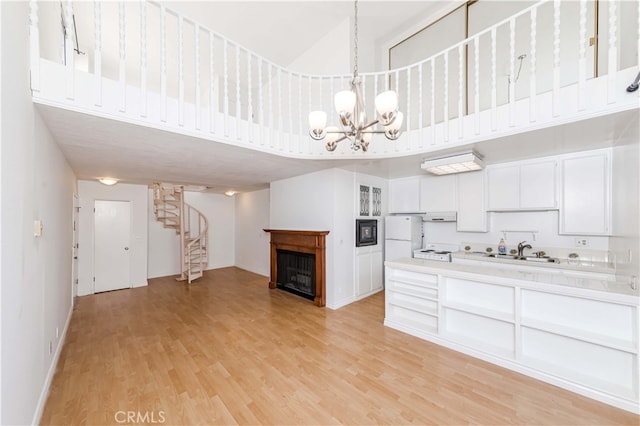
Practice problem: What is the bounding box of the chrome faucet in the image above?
[517,241,532,258]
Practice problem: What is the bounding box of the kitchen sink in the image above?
[484,253,560,263]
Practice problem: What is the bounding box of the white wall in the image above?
[183,191,235,270]
[148,190,235,279]
[270,168,367,309]
[77,181,148,296]
[147,189,180,279]
[425,210,609,254]
[234,189,270,277]
[610,125,640,285]
[287,18,351,76]
[1,3,76,424]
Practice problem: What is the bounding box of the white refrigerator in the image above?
[384,215,423,261]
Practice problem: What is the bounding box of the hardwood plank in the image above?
[41,267,639,425]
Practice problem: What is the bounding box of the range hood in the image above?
[423,211,457,222]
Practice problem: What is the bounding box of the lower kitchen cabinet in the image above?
[355,247,383,298]
[384,263,639,414]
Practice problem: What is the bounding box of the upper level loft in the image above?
[29,0,640,161]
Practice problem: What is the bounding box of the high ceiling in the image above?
[35,1,639,193]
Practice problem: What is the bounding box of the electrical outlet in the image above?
[574,238,589,247]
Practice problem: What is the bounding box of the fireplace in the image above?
[263,229,329,307]
[276,250,315,300]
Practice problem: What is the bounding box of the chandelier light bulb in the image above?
[308,110,327,139]
[334,90,356,116]
[375,90,398,116]
[325,126,341,144]
[385,111,404,139]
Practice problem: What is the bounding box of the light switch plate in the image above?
[34,220,43,237]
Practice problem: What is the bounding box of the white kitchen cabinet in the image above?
[487,160,557,211]
[560,149,611,235]
[456,171,487,232]
[389,176,422,213]
[420,174,457,212]
[356,246,384,298]
[384,261,640,413]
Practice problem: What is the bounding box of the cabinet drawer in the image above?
[388,292,438,315]
[387,304,438,333]
[388,280,438,300]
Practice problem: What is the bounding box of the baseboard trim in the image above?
[31,304,74,425]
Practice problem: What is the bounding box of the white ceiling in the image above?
[36,1,639,193]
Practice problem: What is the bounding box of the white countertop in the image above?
[385,257,639,298]
[452,251,615,274]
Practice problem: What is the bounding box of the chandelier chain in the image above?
[353,0,358,77]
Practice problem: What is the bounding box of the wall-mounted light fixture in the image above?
[224,191,237,197]
[98,177,118,185]
[421,152,484,175]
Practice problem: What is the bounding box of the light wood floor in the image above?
[41,267,639,425]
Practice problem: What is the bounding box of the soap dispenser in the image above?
[498,238,506,255]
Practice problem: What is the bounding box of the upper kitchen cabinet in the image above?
[560,149,611,236]
[487,159,557,211]
[420,174,457,212]
[389,176,423,213]
[456,171,487,232]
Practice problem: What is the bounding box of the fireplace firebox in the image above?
[276,250,316,300]
[263,229,329,307]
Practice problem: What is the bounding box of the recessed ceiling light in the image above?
[98,177,118,186]
[224,191,237,196]
[421,152,484,175]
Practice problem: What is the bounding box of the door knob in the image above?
[124,247,129,250]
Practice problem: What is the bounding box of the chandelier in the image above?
[308,0,403,152]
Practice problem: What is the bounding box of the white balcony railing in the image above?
[29,0,640,159]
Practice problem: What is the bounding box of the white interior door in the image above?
[94,200,131,293]
[72,194,79,298]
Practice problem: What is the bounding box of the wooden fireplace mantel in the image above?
[263,229,329,307]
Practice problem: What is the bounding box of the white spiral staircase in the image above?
[152,183,209,283]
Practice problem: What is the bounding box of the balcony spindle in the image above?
[418,64,423,147]
[288,72,293,151]
[458,44,464,138]
[118,1,126,112]
[530,7,537,122]
[29,0,40,92]
[160,5,167,122]
[247,54,253,142]
[578,0,587,110]
[223,39,229,136]
[235,45,241,139]
[277,68,283,149]
[430,58,436,144]
[194,24,201,130]
[140,1,147,117]
[471,37,479,134]
[607,0,618,104]
[508,18,516,126]
[268,65,273,148]
[553,0,561,116]
[443,52,449,142]
[405,70,411,148]
[209,32,216,134]
[638,0,640,98]
[491,27,497,130]
[178,15,185,126]
[65,0,75,100]
[298,76,303,153]
[94,1,102,106]
[258,60,264,144]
